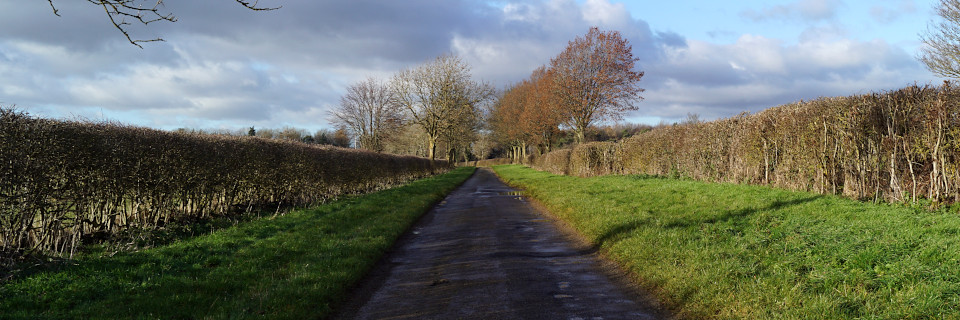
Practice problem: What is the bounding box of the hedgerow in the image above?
[534,83,960,205]
[0,109,445,259]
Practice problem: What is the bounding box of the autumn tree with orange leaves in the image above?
[489,82,529,161]
[524,66,565,153]
[550,27,645,144]
[489,66,564,161]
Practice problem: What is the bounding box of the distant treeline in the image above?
[176,126,352,147]
[534,83,960,205]
[0,109,446,259]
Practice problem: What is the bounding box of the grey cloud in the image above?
[740,0,841,22]
[0,2,110,49]
[656,31,687,48]
[450,0,685,87]
[162,0,497,65]
[638,35,934,121]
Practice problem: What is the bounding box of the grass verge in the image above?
[0,166,475,319]
[493,164,960,319]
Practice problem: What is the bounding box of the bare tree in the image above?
[329,77,402,152]
[382,124,429,157]
[278,126,308,142]
[550,27,645,144]
[920,0,960,78]
[390,54,493,160]
[331,127,352,148]
[442,102,482,163]
[45,0,279,48]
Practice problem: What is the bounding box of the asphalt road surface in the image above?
[334,168,668,319]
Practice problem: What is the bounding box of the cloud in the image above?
[870,1,918,23]
[0,0,500,130]
[640,34,930,121]
[581,0,632,27]
[741,0,841,22]
[0,0,940,131]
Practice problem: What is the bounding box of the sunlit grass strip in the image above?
[494,164,960,319]
[0,167,475,319]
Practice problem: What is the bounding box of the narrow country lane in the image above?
[334,168,668,319]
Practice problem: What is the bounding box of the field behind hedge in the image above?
[0,108,446,260]
[534,83,960,206]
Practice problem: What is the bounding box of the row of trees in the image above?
[330,54,494,162]
[328,27,644,163]
[176,126,352,148]
[488,27,645,160]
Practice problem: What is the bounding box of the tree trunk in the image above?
[521,142,528,163]
[428,135,437,161]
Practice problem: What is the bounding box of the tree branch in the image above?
[234,0,281,11]
[46,0,61,16]
[48,0,280,48]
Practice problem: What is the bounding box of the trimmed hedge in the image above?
[533,149,572,175]
[569,141,619,177]
[0,109,445,258]
[533,84,960,205]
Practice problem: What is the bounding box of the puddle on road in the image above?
[498,190,526,202]
[473,189,526,199]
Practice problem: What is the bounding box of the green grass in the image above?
[493,164,960,319]
[0,167,475,319]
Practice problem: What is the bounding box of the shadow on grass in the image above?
[596,219,652,248]
[662,196,822,229]
[594,196,822,248]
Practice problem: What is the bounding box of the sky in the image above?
[0,0,944,132]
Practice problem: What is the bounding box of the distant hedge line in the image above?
[534,84,960,205]
[0,109,446,258]
[458,158,513,167]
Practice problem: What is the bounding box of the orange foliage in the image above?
[550,27,645,143]
[489,27,646,156]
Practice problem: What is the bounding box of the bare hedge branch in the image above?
[0,109,444,260]
[534,83,960,206]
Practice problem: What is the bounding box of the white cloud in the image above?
[503,3,539,22]
[581,0,631,27]
[729,35,788,74]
